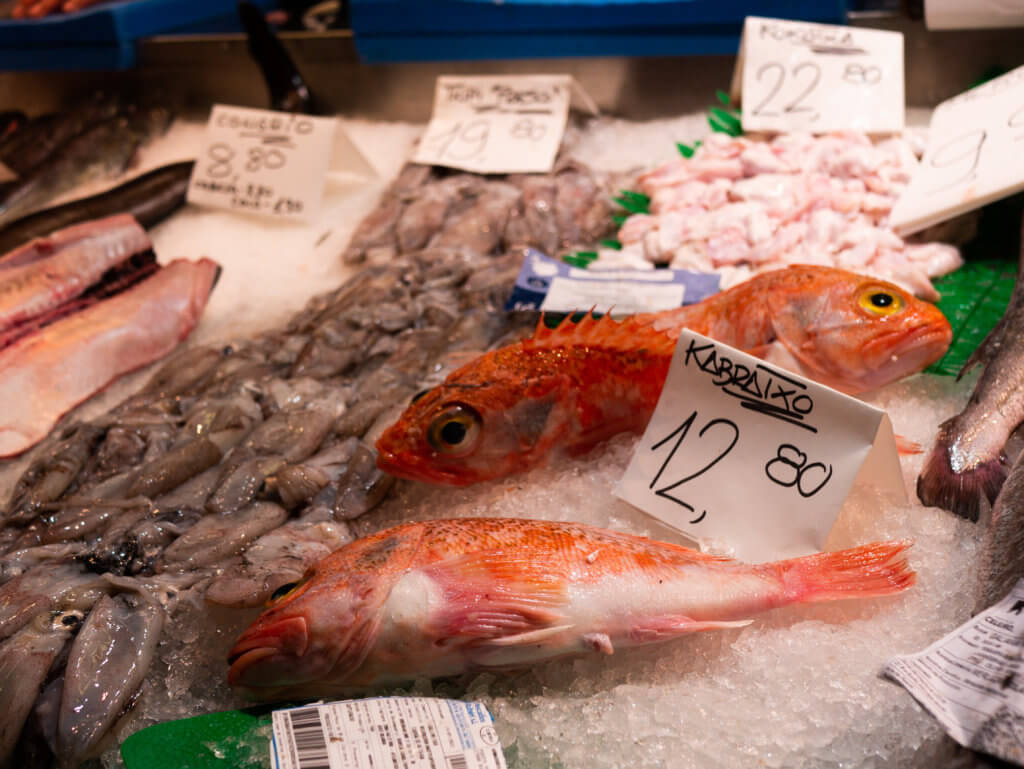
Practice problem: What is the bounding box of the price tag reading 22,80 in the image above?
[734,16,904,134]
[187,105,339,222]
[615,331,904,563]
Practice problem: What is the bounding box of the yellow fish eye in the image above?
[427,404,482,455]
[858,287,905,317]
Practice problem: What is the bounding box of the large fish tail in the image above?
[776,541,915,604]
[916,419,1006,522]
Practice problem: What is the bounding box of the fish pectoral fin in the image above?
[482,624,575,647]
[630,616,753,643]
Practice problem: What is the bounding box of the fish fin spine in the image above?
[527,309,677,358]
[775,540,916,604]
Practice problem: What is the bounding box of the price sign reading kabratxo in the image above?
[187,105,339,221]
[890,64,1024,235]
[414,75,572,174]
[731,16,904,134]
[615,331,905,563]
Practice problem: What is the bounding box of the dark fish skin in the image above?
[0,96,121,180]
[0,161,194,255]
[918,223,1024,521]
[978,450,1024,611]
[0,107,172,228]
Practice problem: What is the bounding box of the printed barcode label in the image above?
[287,708,330,769]
[270,697,507,769]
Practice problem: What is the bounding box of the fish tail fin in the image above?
[916,420,1004,521]
[777,540,915,604]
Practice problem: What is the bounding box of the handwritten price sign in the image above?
[187,105,339,221]
[890,65,1024,235]
[732,17,904,134]
[413,75,572,174]
[615,331,905,563]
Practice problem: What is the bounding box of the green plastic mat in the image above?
[121,707,279,769]
[927,260,1018,377]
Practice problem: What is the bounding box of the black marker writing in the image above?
[683,340,817,432]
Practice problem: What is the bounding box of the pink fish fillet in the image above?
[0,258,220,457]
[0,214,151,333]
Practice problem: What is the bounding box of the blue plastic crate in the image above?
[0,0,276,71]
[351,0,848,62]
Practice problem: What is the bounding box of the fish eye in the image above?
[427,404,482,456]
[269,581,300,604]
[857,287,905,317]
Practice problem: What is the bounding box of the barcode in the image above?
[288,707,331,769]
[446,755,468,769]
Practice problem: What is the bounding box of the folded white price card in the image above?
[885,578,1024,763]
[730,16,904,134]
[890,64,1024,236]
[271,697,507,769]
[414,75,590,174]
[615,331,905,563]
[187,105,374,222]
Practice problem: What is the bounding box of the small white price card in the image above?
[271,697,507,769]
[413,75,572,174]
[731,16,904,134]
[187,105,367,222]
[615,331,905,563]
[885,579,1024,763]
[890,64,1024,235]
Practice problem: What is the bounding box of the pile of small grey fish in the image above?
[0,155,615,767]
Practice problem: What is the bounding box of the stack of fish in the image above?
[0,142,957,764]
[0,238,541,765]
[343,158,616,265]
[0,94,171,230]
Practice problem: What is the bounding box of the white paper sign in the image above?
[884,579,1024,763]
[413,75,573,174]
[187,105,373,222]
[271,697,506,769]
[889,64,1024,235]
[615,331,905,563]
[731,16,904,134]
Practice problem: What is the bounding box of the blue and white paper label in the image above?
[506,250,720,316]
[271,697,507,769]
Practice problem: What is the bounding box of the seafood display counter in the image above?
[2,13,1024,769]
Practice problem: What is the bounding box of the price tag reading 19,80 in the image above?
[890,64,1024,236]
[615,331,905,563]
[414,75,572,174]
[187,105,339,222]
[732,16,904,134]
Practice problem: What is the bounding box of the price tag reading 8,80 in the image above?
[890,64,1024,235]
[187,105,339,221]
[614,331,905,563]
[733,16,904,134]
[413,75,572,174]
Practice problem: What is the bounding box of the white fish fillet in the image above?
[0,257,219,457]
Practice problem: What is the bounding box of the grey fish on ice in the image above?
[918,224,1024,520]
[57,591,164,766]
[0,609,79,767]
